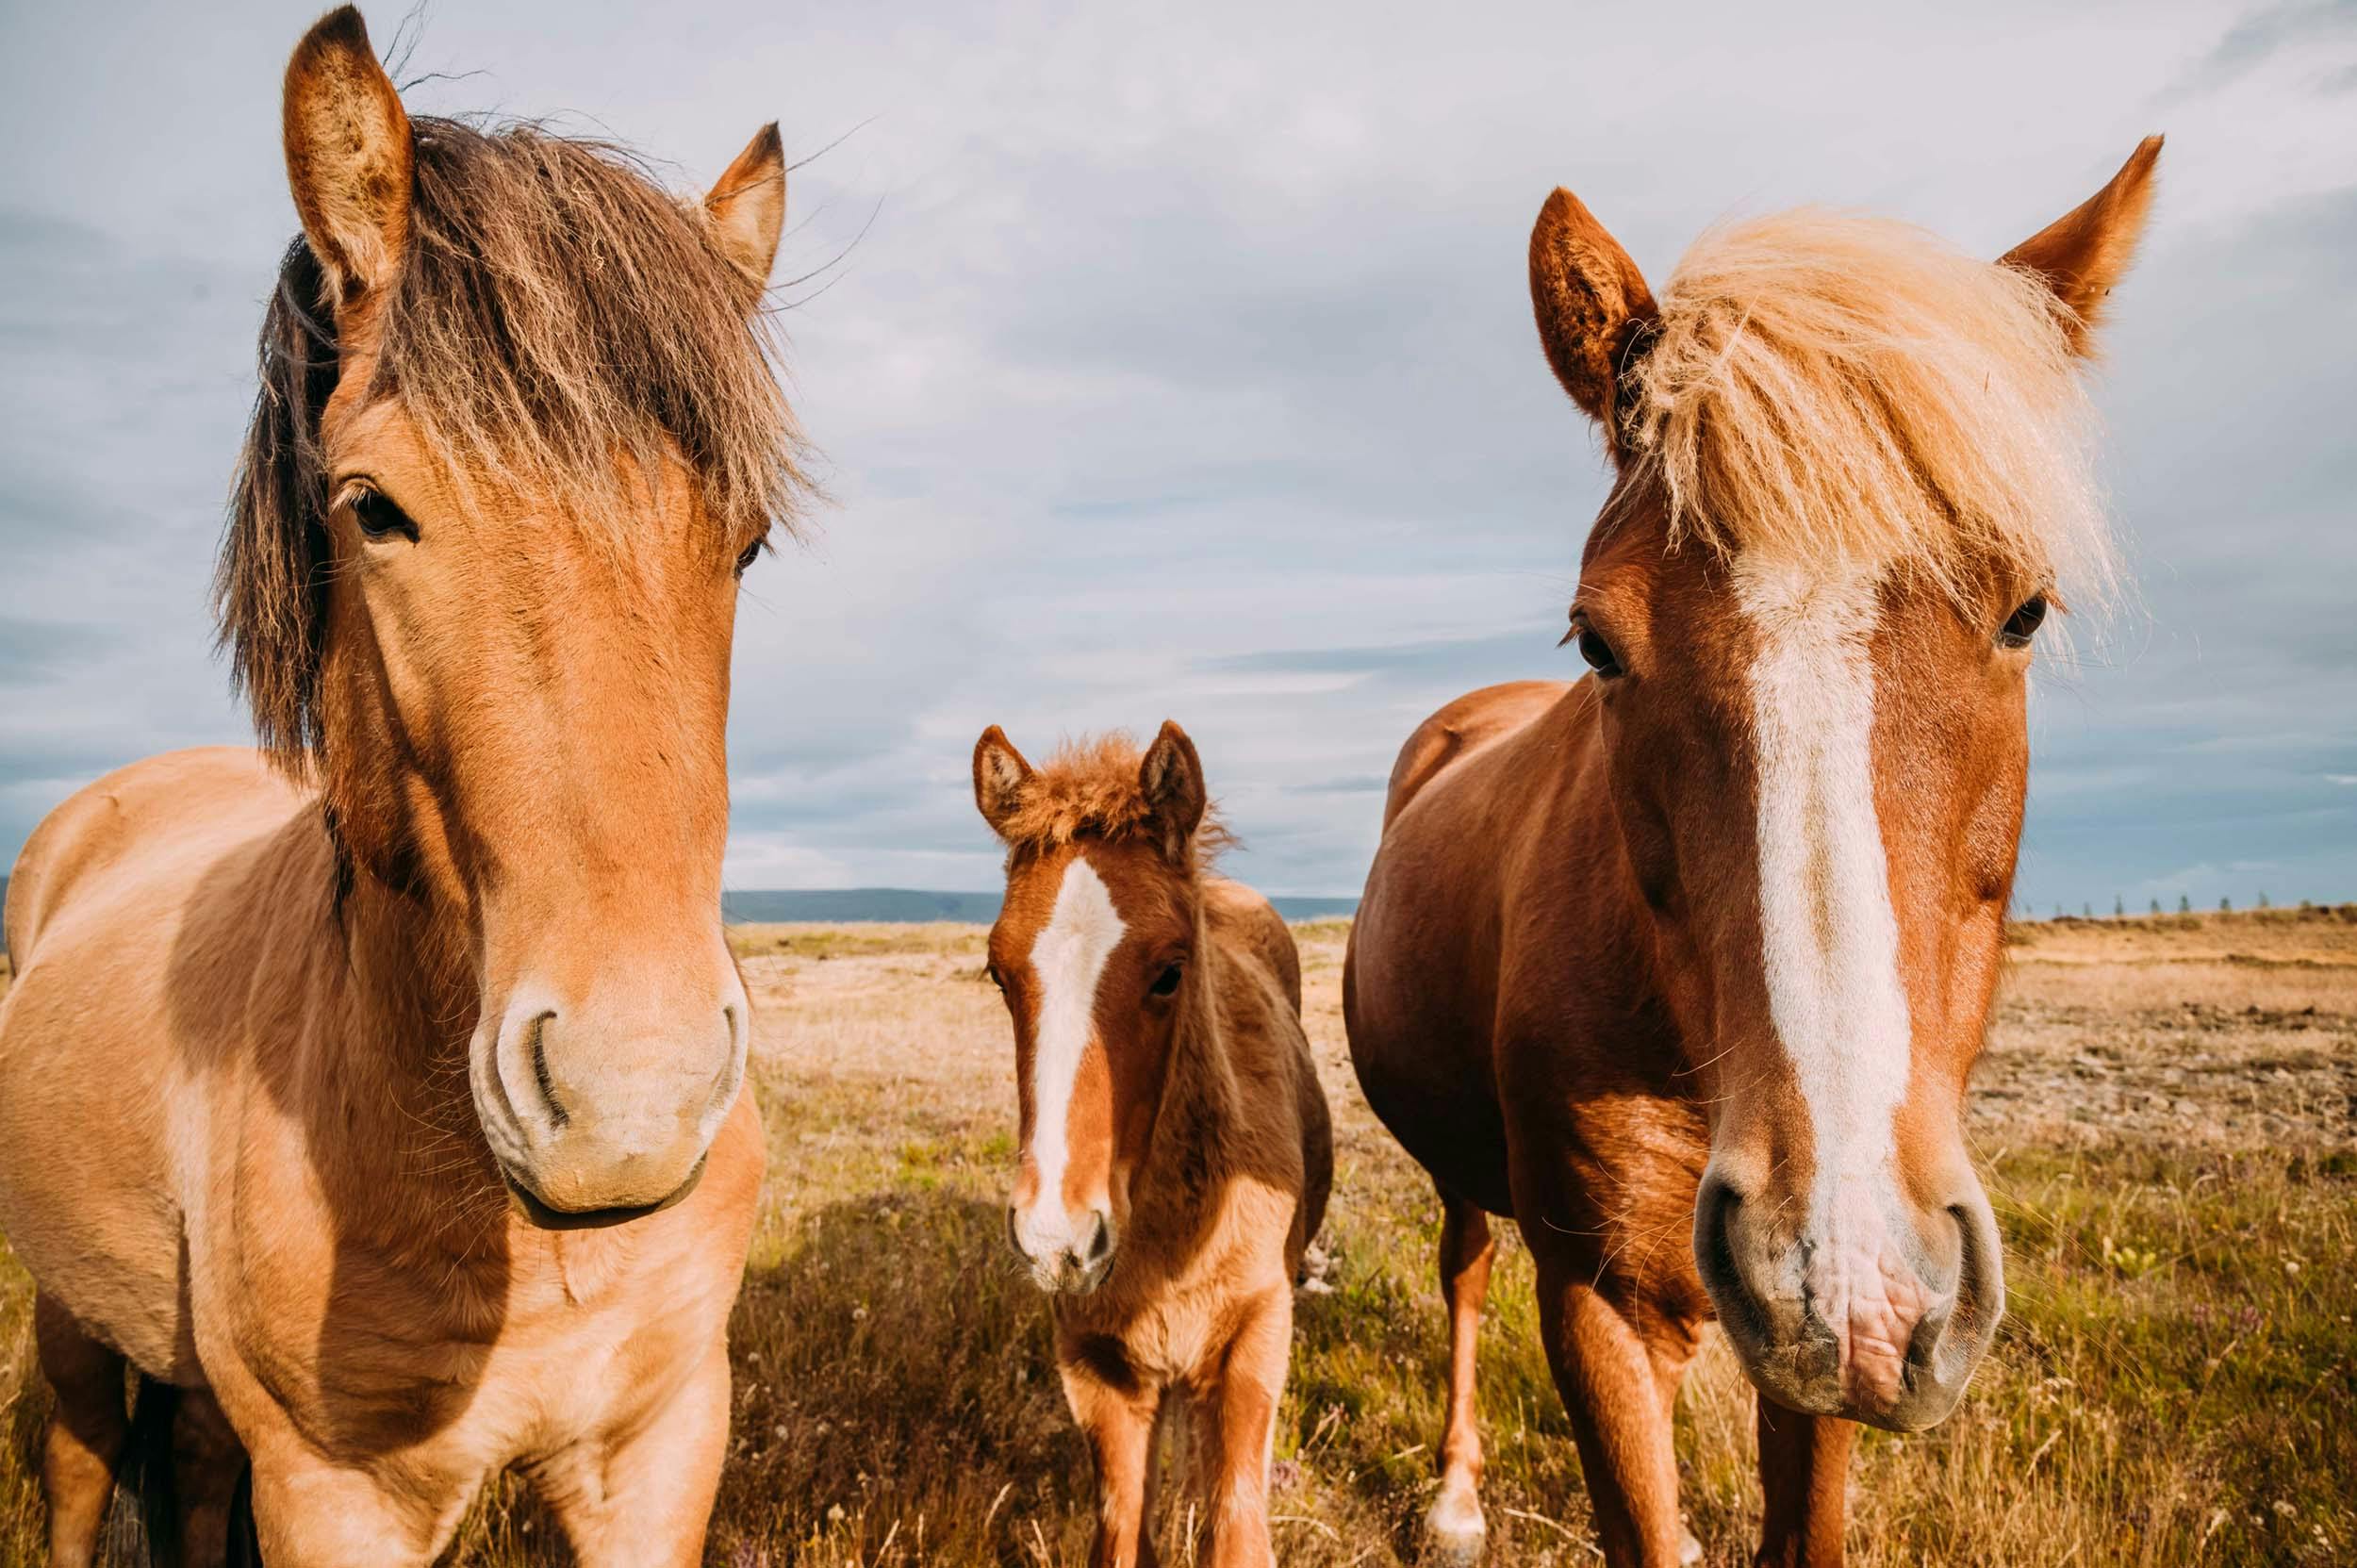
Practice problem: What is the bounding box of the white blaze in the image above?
[1739,558,1913,1190]
[1022,857,1125,1223]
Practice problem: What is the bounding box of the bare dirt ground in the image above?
[2,908,2350,1564]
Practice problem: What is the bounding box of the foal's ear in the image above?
[283,7,413,303]
[974,726,1036,839]
[706,124,787,308]
[1138,721,1208,862]
[1528,187,1659,457]
[2001,135,2163,357]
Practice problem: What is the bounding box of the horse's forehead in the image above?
[998,844,1184,969]
[996,848,1095,957]
[321,388,705,548]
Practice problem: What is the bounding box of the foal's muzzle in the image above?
[1009,1201,1117,1296]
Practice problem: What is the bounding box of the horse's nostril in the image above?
[525,1011,567,1128]
[1086,1215,1113,1263]
[1005,1207,1024,1259]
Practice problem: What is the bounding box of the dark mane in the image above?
[218,117,810,764]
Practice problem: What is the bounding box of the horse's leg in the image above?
[1642,1323,1706,1567]
[34,1293,129,1568]
[243,1431,452,1565]
[1753,1399,1855,1568]
[534,1343,732,1568]
[1205,1289,1290,1568]
[1424,1192,1495,1566]
[1063,1353,1161,1568]
[1526,1246,1688,1568]
[171,1385,251,1568]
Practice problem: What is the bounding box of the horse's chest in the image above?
[1066,1188,1292,1387]
[213,1202,728,1469]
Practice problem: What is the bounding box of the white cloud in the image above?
[2,0,2352,906]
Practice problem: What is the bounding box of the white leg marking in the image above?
[1024,857,1126,1223]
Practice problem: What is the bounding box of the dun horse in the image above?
[0,9,804,1563]
[972,723,1333,1568]
[1346,141,2160,1567]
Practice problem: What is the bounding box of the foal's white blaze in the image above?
[1018,857,1125,1246]
[1738,558,1921,1376]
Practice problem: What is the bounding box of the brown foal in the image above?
[973,724,1333,1568]
[1346,140,2160,1567]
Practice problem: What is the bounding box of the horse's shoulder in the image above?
[7,749,294,962]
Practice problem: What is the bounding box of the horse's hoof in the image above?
[1422,1524,1485,1568]
[1422,1486,1486,1566]
[1680,1522,1704,1565]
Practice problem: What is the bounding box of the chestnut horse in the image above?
[1345,140,2160,1567]
[972,724,1333,1568]
[0,9,804,1563]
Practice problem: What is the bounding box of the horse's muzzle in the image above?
[1009,1201,1117,1296]
[470,992,747,1217]
[1694,1171,2003,1431]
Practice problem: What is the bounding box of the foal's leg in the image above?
[1525,1248,1689,1568]
[1205,1289,1292,1568]
[34,1293,128,1568]
[1062,1353,1162,1568]
[1424,1193,1496,1566]
[535,1343,733,1568]
[1753,1399,1855,1568]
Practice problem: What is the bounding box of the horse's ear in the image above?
[706,124,786,308]
[974,726,1036,840]
[2001,135,2162,357]
[283,7,413,303]
[1138,721,1208,862]
[1528,187,1659,458]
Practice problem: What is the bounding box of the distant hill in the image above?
[721,887,1358,925]
[0,876,1351,933]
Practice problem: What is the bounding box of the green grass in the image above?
[1,919,2350,1565]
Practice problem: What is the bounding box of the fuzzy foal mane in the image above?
[1615,208,2115,603]
[994,734,1232,872]
[218,116,810,764]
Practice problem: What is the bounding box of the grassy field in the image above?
[2,908,2352,1564]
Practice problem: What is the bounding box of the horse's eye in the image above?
[1575,628,1624,678]
[1999,593,2049,650]
[1148,963,1183,999]
[733,536,766,578]
[351,488,418,543]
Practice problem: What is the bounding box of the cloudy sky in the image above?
[3,0,2352,907]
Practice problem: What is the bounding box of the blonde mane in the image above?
[994,734,1232,871]
[1619,208,2114,603]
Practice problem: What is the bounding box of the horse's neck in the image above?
[1142,908,1244,1188]
[1546,701,1684,1059]
[275,844,506,1240]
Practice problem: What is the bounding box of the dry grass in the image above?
[1,910,2351,1564]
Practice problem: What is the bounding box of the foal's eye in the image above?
[733,536,766,578]
[1998,593,2049,650]
[1148,963,1183,999]
[1574,628,1624,679]
[350,487,418,543]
